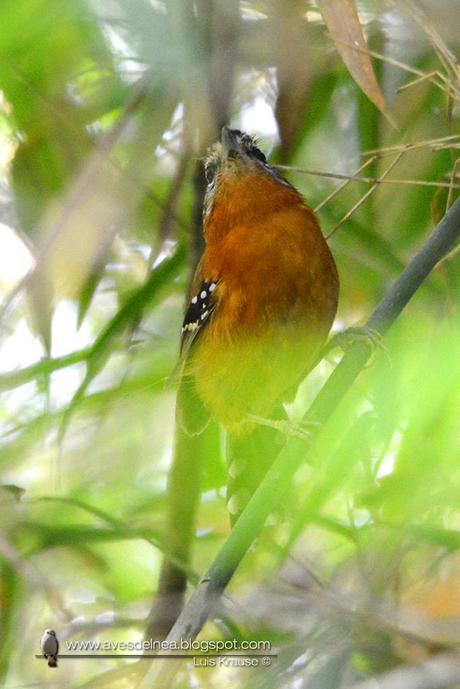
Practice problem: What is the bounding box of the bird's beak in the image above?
[221,127,248,163]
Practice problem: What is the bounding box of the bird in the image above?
[40,628,59,668]
[178,127,339,512]
[148,127,338,639]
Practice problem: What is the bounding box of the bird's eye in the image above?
[205,163,217,185]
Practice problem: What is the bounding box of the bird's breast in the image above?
[191,200,339,428]
[202,203,338,337]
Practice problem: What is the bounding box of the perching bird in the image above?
[178,127,338,509]
[148,127,338,638]
[40,628,59,668]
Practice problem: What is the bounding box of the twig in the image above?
[399,0,459,83]
[333,38,458,101]
[314,156,377,212]
[363,134,460,156]
[325,152,404,239]
[397,70,439,93]
[446,158,460,214]
[344,652,460,689]
[276,165,460,190]
[136,198,460,688]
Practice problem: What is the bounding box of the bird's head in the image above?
[45,629,57,636]
[203,127,296,227]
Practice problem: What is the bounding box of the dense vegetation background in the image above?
[0,1,459,687]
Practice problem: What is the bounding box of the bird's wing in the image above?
[169,275,218,435]
[179,278,219,360]
[41,634,57,655]
[167,266,219,389]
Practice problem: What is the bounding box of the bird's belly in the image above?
[191,324,324,431]
[42,638,58,655]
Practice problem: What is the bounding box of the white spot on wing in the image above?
[182,321,199,333]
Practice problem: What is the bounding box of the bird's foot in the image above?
[321,325,389,367]
[246,414,319,441]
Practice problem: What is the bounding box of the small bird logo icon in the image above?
[40,629,59,668]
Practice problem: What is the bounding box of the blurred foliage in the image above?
[0,0,459,688]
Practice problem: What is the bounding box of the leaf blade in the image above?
[318,0,397,127]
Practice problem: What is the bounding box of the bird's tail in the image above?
[47,656,58,668]
[226,405,286,525]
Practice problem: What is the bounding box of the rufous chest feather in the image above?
[201,202,338,331]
